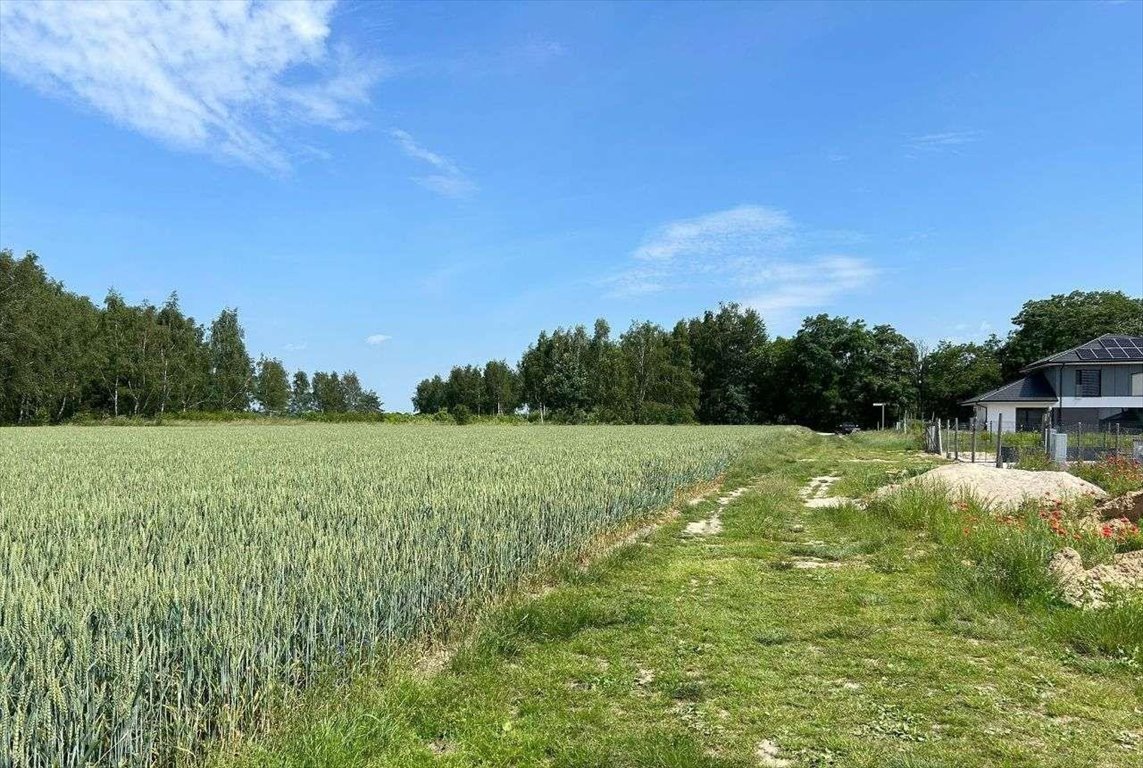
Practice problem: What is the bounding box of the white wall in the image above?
[972,403,1049,432]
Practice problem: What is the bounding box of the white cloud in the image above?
[0,0,380,172]
[633,205,792,262]
[390,128,476,198]
[607,205,877,327]
[284,342,308,352]
[365,334,391,345]
[906,130,983,153]
[742,256,877,315]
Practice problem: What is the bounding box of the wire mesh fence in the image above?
[926,419,1143,468]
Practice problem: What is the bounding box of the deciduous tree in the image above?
[254,357,290,414]
[207,309,253,412]
[1001,291,1143,377]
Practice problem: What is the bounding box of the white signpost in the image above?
[872,402,887,431]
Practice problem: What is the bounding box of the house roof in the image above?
[1022,333,1143,371]
[961,372,1057,405]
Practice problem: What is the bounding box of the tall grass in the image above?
[861,484,1141,664]
[0,424,778,767]
[1048,598,1143,666]
[866,486,1115,603]
[1069,455,1143,498]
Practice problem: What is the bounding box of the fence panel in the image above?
[935,420,1143,468]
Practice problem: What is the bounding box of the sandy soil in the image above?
[800,474,863,509]
[1095,489,1143,523]
[755,740,793,767]
[879,463,1105,510]
[1050,548,1143,608]
[683,486,747,537]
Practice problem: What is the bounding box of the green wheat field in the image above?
[0,424,768,767]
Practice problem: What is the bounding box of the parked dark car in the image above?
[836,423,861,435]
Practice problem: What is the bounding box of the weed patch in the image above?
[1049,598,1143,667]
[1070,456,1143,498]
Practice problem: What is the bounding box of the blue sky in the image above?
[1,0,1141,409]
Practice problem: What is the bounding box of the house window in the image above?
[1015,408,1046,432]
[1133,372,1143,397]
[1075,369,1101,397]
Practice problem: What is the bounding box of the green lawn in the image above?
[215,432,1142,768]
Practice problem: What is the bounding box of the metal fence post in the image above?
[995,413,1004,468]
[954,420,959,461]
[971,418,977,464]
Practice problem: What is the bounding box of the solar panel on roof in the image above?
[1109,348,1128,359]
[1077,348,1095,360]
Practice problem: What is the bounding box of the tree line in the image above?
[4,249,1140,428]
[414,292,1143,429]
[0,251,381,424]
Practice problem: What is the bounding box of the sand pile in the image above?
[1049,548,1143,608]
[879,463,1105,511]
[1095,489,1143,524]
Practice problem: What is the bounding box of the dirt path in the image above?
[683,485,748,536]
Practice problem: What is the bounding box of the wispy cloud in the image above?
[906,130,984,154]
[741,256,877,315]
[284,342,308,352]
[0,0,381,172]
[606,205,877,326]
[390,128,476,198]
[365,334,391,345]
[632,205,793,262]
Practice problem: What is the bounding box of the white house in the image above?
[962,334,1143,432]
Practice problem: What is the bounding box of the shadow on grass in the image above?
[554,730,752,768]
[453,592,648,671]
